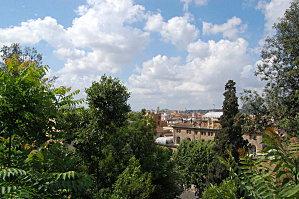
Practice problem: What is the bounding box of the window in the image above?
[187,130,191,134]
[194,130,198,135]
[187,138,191,141]
[176,129,181,133]
[176,137,181,144]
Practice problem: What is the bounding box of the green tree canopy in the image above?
[202,179,237,199]
[174,140,214,195]
[0,45,56,145]
[112,157,154,199]
[86,75,130,129]
[0,44,91,199]
[243,1,299,137]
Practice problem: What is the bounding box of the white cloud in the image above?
[0,0,265,110]
[145,14,199,49]
[145,13,164,32]
[186,39,209,61]
[202,16,246,40]
[0,17,67,48]
[0,0,149,88]
[257,0,292,34]
[129,38,261,109]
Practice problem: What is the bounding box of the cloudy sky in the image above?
[0,0,292,110]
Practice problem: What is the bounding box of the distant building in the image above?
[203,111,223,119]
[172,112,263,154]
[173,123,218,144]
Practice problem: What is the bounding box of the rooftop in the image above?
[203,111,223,118]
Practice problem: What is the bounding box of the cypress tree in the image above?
[208,80,247,184]
[214,80,246,163]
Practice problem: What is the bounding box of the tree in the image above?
[202,180,237,199]
[75,76,131,192]
[233,129,299,199]
[174,140,214,196]
[214,80,246,162]
[76,83,181,198]
[0,43,43,69]
[123,112,182,199]
[240,90,271,136]
[210,80,247,184]
[86,75,130,129]
[112,157,154,199]
[0,44,57,167]
[252,1,299,137]
[0,44,91,198]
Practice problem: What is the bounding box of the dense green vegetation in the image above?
[175,1,299,198]
[242,0,299,137]
[202,1,299,198]
[174,140,214,194]
[0,44,181,198]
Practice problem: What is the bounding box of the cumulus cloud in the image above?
[0,0,149,89]
[0,17,67,48]
[257,0,292,34]
[0,0,265,110]
[202,16,246,40]
[129,38,261,109]
[145,13,164,32]
[145,14,199,49]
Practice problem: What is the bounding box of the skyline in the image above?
[0,0,292,110]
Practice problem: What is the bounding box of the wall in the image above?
[173,125,263,153]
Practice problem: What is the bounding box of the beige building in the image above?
[172,123,263,154]
[173,123,218,144]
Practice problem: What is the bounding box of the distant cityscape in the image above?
[148,108,262,154]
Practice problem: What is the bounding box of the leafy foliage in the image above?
[0,167,93,199]
[75,76,181,198]
[86,75,130,129]
[0,46,56,145]
[242,1,299,137]
[202,179,238,199]
[112,157,154,199]
[239,129,299,199]
[174,140,214,194]
[239,3,299,197]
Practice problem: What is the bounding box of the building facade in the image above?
[172,124,263,154]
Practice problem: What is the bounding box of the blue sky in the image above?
[0,0,292,110]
